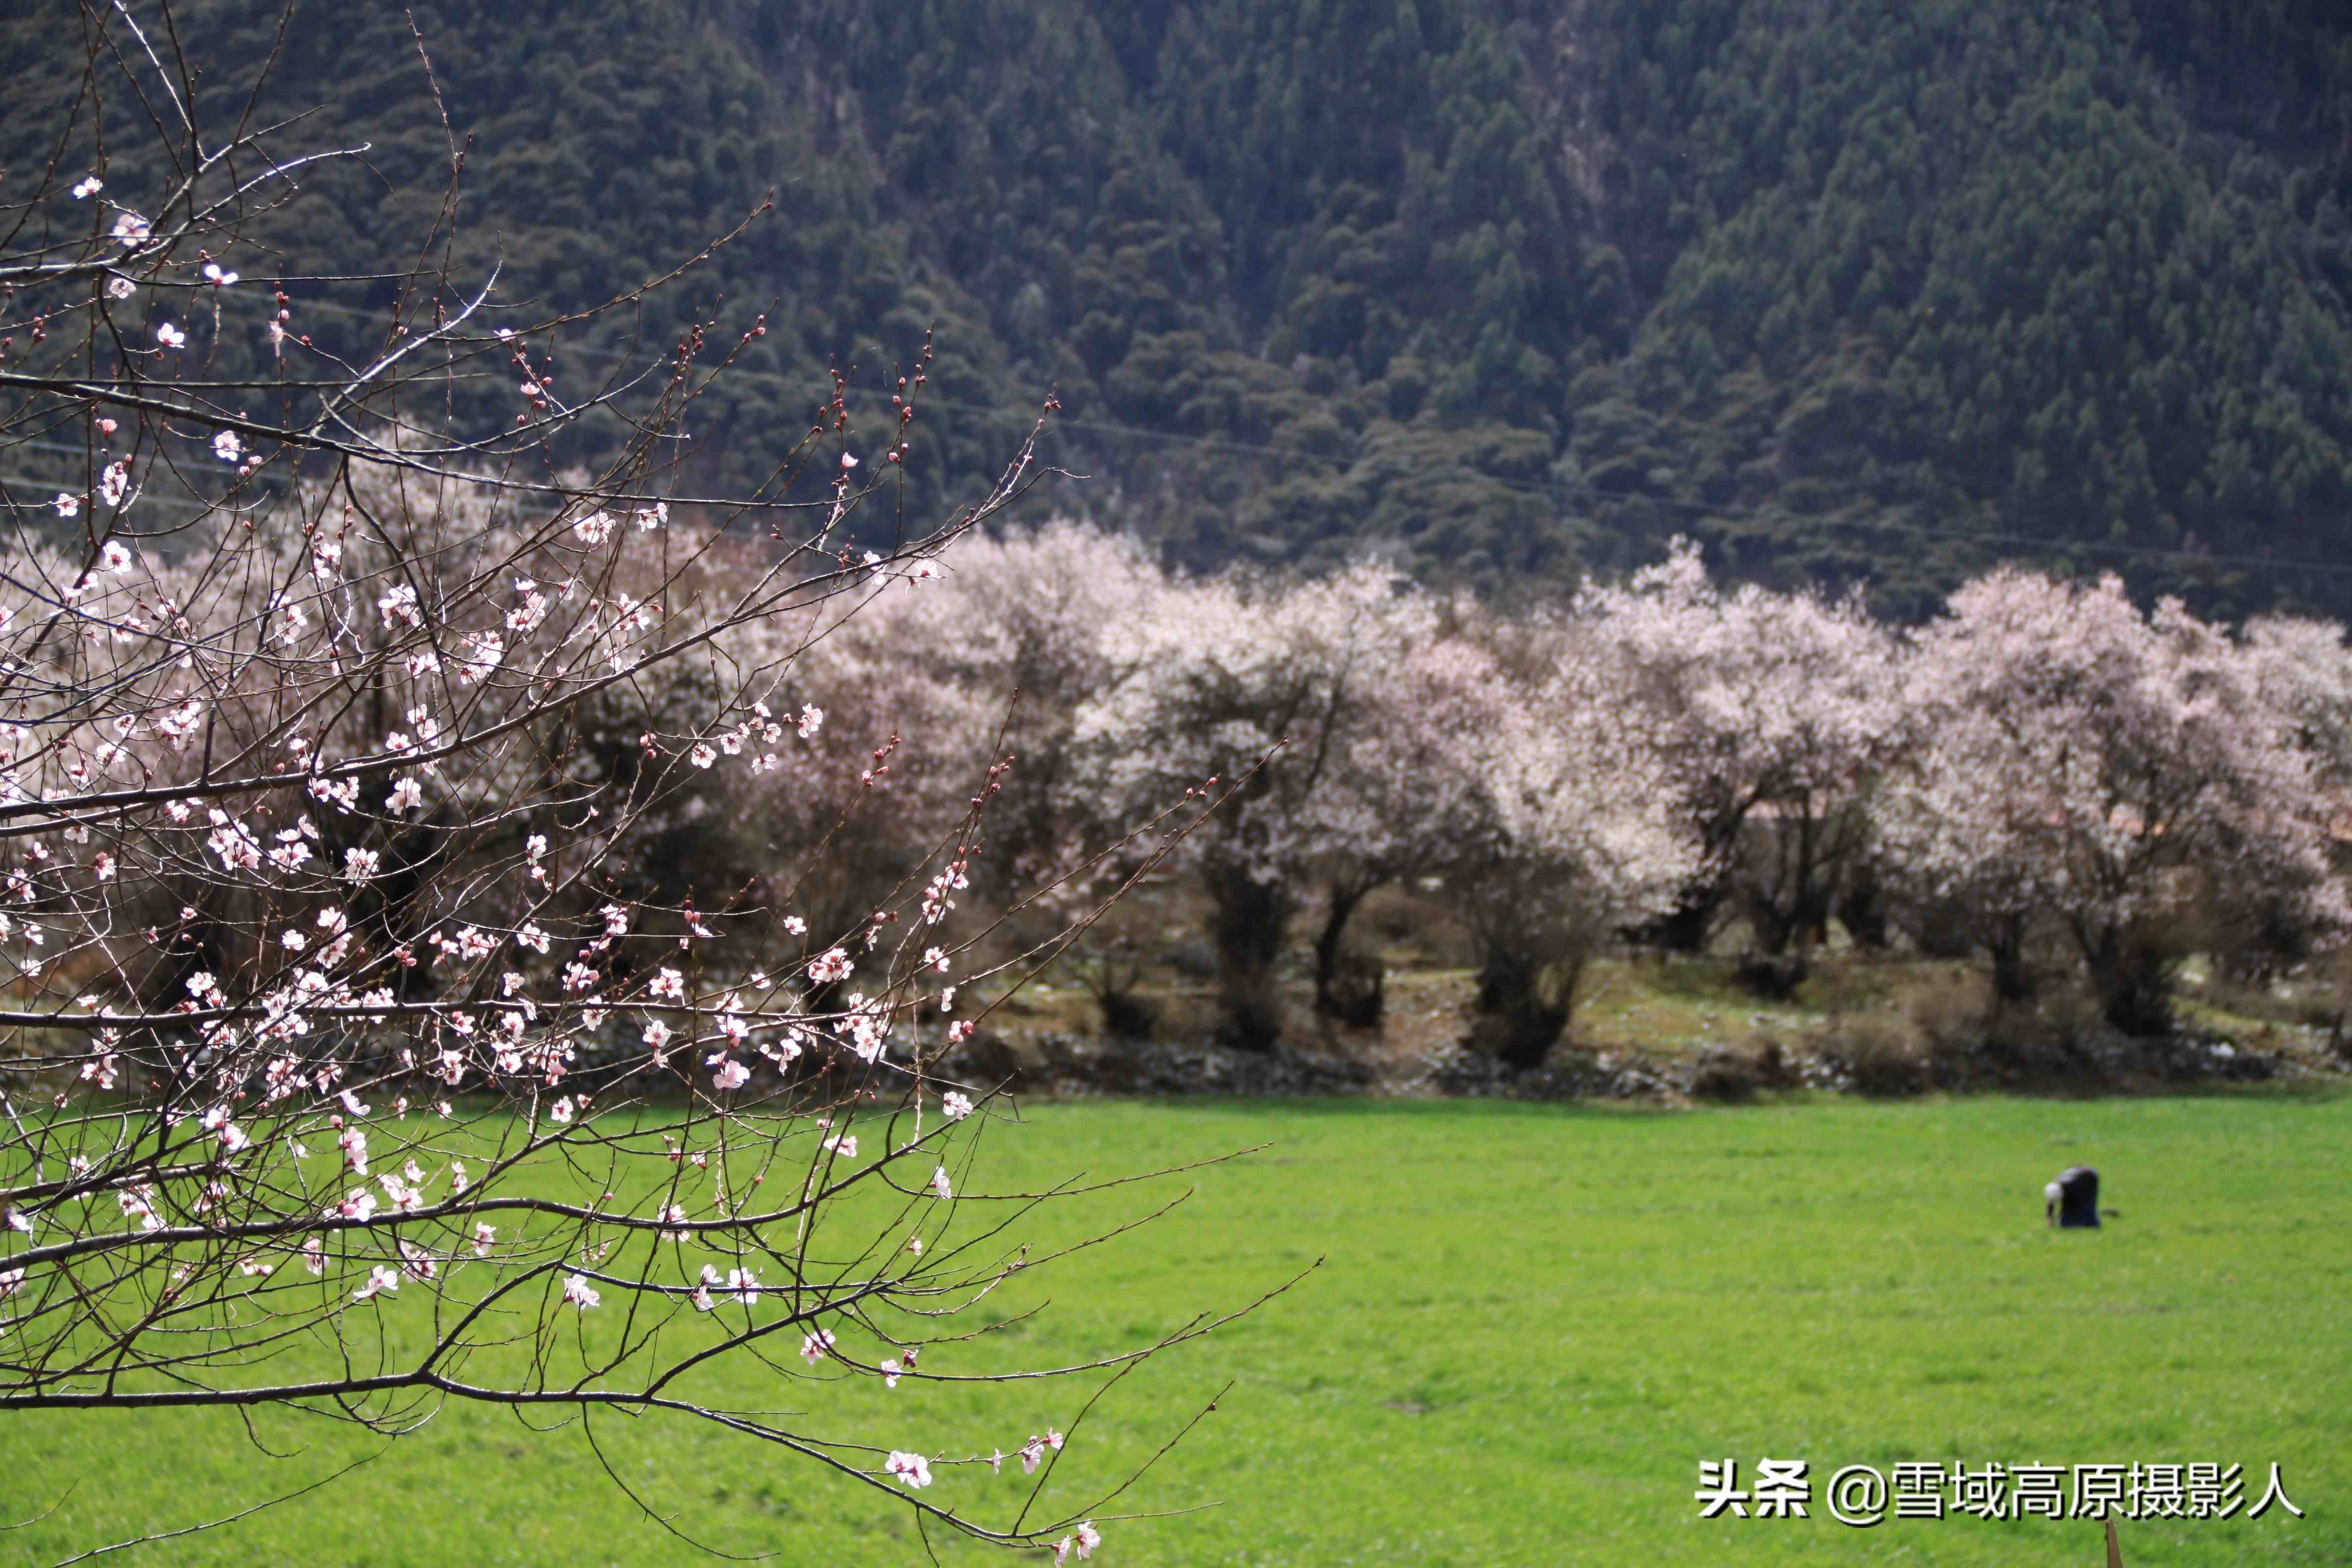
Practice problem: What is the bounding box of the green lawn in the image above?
[5,1092,2345,1566]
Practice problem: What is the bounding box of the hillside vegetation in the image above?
[5,0,2350,614]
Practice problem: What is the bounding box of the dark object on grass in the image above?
[2045,1165,2100,1228]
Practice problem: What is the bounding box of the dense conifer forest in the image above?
[6,0,2350,617]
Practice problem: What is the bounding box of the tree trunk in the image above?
[1473,947,1580,1072]
[1648,887,1719,954]
[1208,862,1290,1052]
[2080,925,2172,1037]
[1836,868,1890,950]
[1988,917,2033,1005]
[1749,882,1834,957]
[1312,880,1383,1025]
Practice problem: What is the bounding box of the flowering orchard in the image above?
[0,8,1276,1562]
[6,3,2351,1560]
[1880,571,2346,1033]
[899,537,2347,1056]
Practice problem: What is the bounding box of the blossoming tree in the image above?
[1071,561,1444,1046]
[1570,539,1912,957]
[1881,570,2346,1032]
[0,10,1262,1560]
[1427,632,1702,1067]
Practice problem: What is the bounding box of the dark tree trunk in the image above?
[1988,917,2033,1005]
[1749,883,1835,957]
[2079,925,2172,1037]
[1836,865,1891,950]
[1647,887,1720,954]
[1644,802,1747,953]
[1748,803,1829,956]
[1312,880,1383,1026]
[1747,894,1792,957]
[1473,947,1579,1072]
[1208,863,1290,1052]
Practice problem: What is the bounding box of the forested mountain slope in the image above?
[6,0,2350,616]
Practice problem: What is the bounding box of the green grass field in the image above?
[5,1091,2345,1566]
